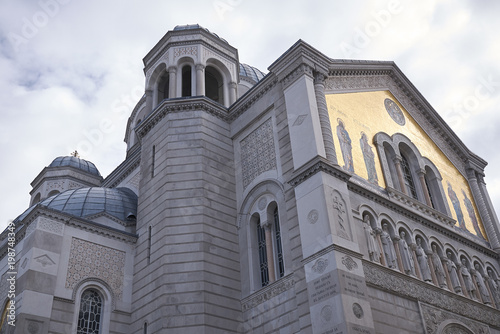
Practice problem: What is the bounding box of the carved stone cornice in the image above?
[363,261,500,328]
[227,74,278,122]
[288,156,351,187]
[135,96,229,139]
[241,273,296,311]
[386,187,456,227]
[301,242,363,266]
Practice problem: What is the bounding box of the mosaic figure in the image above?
[360,132,378,185]
[462,190,485,239]
[447,182,466,230]
[337,119,354,173]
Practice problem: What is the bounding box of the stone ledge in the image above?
[363,260,500,328]
[241,274,296,311]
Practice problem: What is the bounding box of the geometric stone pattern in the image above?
[240,118,277,188]
[420,302,490,334]
[363,261,500,328]
[66,238,125,299]
[38,217,64,235]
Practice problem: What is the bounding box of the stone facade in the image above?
[0,24,499,334]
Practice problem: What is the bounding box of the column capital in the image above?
[313,71,327,84]
[168,66,177,73]
[195,64,205,71]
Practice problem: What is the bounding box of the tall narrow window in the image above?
[205,66,223,104]
[400,154,418,199]
[424,176,436,209]
[147,226,152,265]
[256,218,269,287]
[143,323,148,334]
[274,207,284,279]
[77,289,102,334]
[151,145,156,178]
[182,65,192,97]
[157,74,169,104]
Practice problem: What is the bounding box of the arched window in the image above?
[156,73,169,104]
[205,66,223,104]
[256,205,284,287]
[182,65,192,97]
[400,154,418,199]
[77,289,103,334]
[47,190,60,198]
[256,216,269,287]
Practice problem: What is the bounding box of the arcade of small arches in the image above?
[146,57,237,111]
[360,208,500,309]
[375,132,450,216]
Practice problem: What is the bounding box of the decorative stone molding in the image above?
[240,118,277,188]
[289,156,351,187]
[241,274,296,311]
[228,75,278,122]
[363,261,500,327]
[136,97,229,139]
[38,217,64,235]
[420,302,489,334]
[66,238,126,300]
[386,187,456,227]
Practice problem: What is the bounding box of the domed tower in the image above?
[128,25,249,332]
[29,154,103,205]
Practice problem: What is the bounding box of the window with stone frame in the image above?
[77,289,103,334]
[256,205,284,287]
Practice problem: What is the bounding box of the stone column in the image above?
[469,169,500,250]
[168,66,177,98]
[313,72,337,164]
[393,235,404,274]
[410,244,422,280]
[417,169,433,207]
[229,82,237,105]
[393,156,407,195]
[145,89,153,113]
[262,221,276,284]
[427,250,439,286]
[195,64,205,96]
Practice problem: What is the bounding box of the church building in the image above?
[1,24,500,333]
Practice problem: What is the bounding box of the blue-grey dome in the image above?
[49,156,101,176]
[16,187,138,223]
[239,63,266,83]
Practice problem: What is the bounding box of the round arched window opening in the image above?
[205,66,224,104]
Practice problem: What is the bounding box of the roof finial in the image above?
[71,150,80,158]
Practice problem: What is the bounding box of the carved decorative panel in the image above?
[66,238,125,299]
[240,118,277,188]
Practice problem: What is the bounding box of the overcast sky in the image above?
[0,0,499,231]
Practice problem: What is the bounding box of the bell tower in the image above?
[131,25,241,333]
